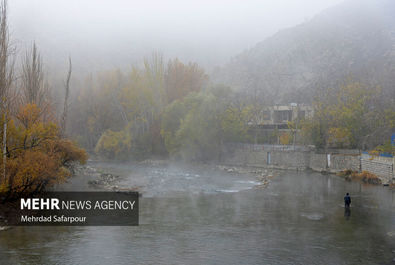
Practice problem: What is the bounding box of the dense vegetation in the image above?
[300,81,395,151]
[0,1,86,198]
[68,55,251,161]
[68,58,395,159]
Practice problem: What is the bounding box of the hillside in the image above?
[213,0,395,104]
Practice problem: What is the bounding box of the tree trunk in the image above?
[2,112,6,185]
[61,57,72,136]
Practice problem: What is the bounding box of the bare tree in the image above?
[0,0,14,185]
[21,42,48,107]
[61,57,72,136]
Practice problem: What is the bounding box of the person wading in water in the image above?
[344,193,351,208]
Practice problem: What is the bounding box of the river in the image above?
[0,162,395,264]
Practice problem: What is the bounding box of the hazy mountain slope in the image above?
[213,0,395,104]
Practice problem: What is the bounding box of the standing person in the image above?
[344,193,351,208]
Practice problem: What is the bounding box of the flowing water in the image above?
[1,162,395,265]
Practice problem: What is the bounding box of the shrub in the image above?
[351,171,382,185]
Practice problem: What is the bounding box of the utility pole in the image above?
[291,103,297,150]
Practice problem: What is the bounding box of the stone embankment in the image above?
[221,144,394,185]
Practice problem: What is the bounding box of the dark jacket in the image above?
[344,195,351,205]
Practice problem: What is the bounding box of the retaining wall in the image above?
[329,154,360,173]
[361,158,393,183]
[309,153,327,172]
[221,145,394,183]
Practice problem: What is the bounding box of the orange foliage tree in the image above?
[165,58,208,103]
[0,104,87,197]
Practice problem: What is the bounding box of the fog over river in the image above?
[1,162,395,264]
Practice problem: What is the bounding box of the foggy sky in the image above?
[9,0,344,72]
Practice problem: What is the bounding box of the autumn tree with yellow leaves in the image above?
[301,81,394,150]
[0,0,86,198]
[1,103,86,197]
[1,104,86,195]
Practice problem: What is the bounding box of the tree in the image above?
[21,43,49,109]
[279,132,292,145]
[95,128,131,160]
[144,52,166,110]
[165,58,207,103]
[161,87,250,161]
[302,81,382,149]
[161,93,203,156]
[60,57,72,136]
[0,0,87,197]
[3,104,86,196]
[70,71,126,150]
[0,0,13,185]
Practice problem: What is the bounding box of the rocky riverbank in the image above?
[0,214,11,232]
[74,164,142,194]
[217,165,277,189]
[76,160,277,196]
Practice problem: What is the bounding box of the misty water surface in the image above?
[0,163,395,265]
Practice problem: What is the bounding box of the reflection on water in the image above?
[344,207,351,220]
[0,163,395,265]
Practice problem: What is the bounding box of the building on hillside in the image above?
[259,103,314,125]
[249,103,314,144]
